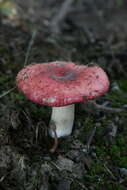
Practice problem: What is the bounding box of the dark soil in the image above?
[0,0,127,190]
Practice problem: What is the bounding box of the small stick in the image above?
[0,87,16,99]
[50,0,74,35]
[103,163,116,180]
[24,29,37,66]
[93,101,125,113]
[85,101,126,113]
[86,127,96,152]
[49,124,58,153]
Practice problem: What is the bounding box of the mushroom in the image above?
[16,61,109,150]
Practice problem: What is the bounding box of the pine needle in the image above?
[24,29,37,66]
[0,87,16,99]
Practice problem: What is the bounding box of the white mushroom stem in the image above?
[49,104,75,138]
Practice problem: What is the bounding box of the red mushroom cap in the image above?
[16,61,110,107]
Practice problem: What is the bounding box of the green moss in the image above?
[11,92,25,101]
[106,80,127,105]
[30,104,50,119]
[96,146,107,158]
[119,80,127,91]
[108,135,127,168]
[106,91,127,105]
[90,162,105,175]
[109,145,121,160]
[77,116,95,143]
[96,135,127,168]
[0,75,10,84]
[116,135,127,145]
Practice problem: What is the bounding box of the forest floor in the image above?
[0,0,127,190]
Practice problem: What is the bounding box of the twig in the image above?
[50,0,74,35]
[75,180,89,190]
[94,102,125,113]
[86,127,96,152]
[22,109,34,130]
[0,87,16,99]
[103,163,117,180]
[109,124,118,138]
[89,101,125,113]
[24,29,37,66]
[50,161,61,170]
[65,176,89,190]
